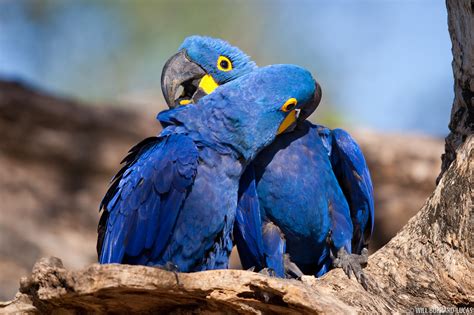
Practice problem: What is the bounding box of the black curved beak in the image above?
[161,50,207,108]
[297,81,322,123]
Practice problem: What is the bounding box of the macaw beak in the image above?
[277,110,298,135]
[297,82,322,123]
[161,50,208,108]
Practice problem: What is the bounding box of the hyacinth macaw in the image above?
[97,64,319,272]
[241,125,374,283]
[161,36,374,284]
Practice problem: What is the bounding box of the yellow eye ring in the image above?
[281,98,298,112]
[217,56,233,72]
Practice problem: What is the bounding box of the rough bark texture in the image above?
[438,0,474,182]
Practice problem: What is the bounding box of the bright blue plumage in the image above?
[99,135,199,266]
[319,126,374,254]
[237,121,374,277]
[159,36,374,279]
[98,64,318,272]
[180,36,257,84]
[234,166,266,270]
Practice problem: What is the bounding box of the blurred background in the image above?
[0,0,451,300]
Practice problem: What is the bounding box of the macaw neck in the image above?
[157,103,266,164]
[197,145,246,180]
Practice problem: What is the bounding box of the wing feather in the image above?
[329,128,374,253]
[234,164,266,270]
[97,134,199,264]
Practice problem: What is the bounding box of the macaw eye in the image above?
[217,56,233,72]
[281,98,298,112]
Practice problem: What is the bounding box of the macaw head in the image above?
[161,36,322,124]
[161,35,257,108]
[159,64,319,161]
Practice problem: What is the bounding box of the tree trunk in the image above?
[438,0,474,182]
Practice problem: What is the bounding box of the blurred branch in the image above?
[0,81,154,173]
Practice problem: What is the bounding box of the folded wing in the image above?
[234,164,286,277]
[97,134,199,265]
[329,129,374,254]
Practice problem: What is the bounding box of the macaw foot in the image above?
[258,268,276,277]
[156,262,180,285]
[332,247,369,289]
[284,254,303,279]
[159,261,180,272]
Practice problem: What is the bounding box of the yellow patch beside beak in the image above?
[179,99,191,105]
[277,110,297,135]
[198,74,219,95]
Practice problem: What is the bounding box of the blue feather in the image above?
[262,222,286,278]
[234,164,265,270]
[99,134,199,266]
[329,128,374,253]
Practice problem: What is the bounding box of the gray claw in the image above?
[157,262,180,286]
[359,272,369,290]
[284,254,303,279]
[359,248,369,264]
[259,268,276,277]
[332,247,369,290]
[162,262,180,272]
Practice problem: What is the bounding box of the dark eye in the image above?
[281,98,298,112]
[284,103,297,111]
[217,56,233,71]
[220,59,229,69]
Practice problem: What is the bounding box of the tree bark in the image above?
[438,0,474,182]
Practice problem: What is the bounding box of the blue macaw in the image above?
[239,124,374,283]
[97,64,319,272]
[160,36,374,284]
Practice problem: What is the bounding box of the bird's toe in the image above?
[259,268,276,277]
[284,254,303,279]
